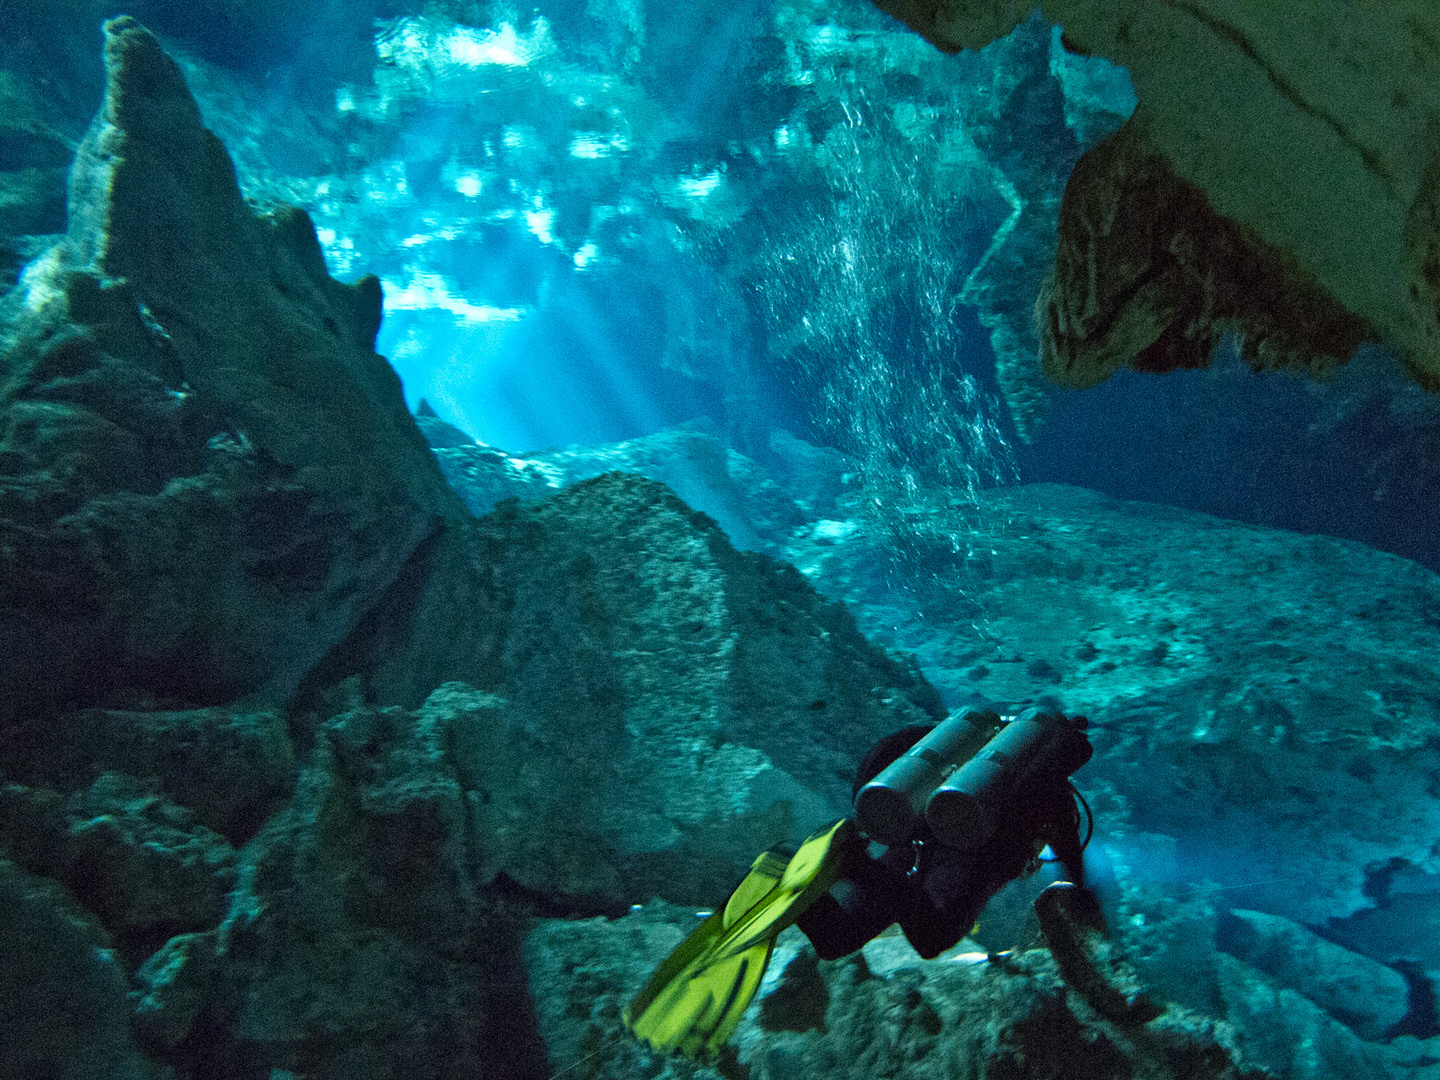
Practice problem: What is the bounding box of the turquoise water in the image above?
[3,3,1440,1079]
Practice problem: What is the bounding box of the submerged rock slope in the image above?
[468,425,1440,1072]
[873,0,1440,391]
[441,419,1440,933]
[785,480,1440,927]
[527,904,1285,1080]
[502,459,1440,1080]
[526,895,1440,1080]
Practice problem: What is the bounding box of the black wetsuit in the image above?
[797,724,1088,961]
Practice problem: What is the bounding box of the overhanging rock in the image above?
[873,0,1440,391]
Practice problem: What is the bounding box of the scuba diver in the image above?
[624,703,1099,1060]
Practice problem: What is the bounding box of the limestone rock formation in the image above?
[0,17,469,721]
[525,902,1281,1080]
[412,398,473,449]
[2,567,939,1080]
[216,692,487,1080]
[1216,909,1410,1043]
[0,26,963,1074]
[871,0,1440,391]
[527,880,1439,1079]
[956,15,1096,441]
[1039,115,1369,388]
[0,704,295,839]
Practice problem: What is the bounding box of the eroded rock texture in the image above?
[872,0,1440,391]
[7,14,1433,1080]
[957,16,1090,440]
[0,17,467,721]
[784,479,1440,928]
[1039,115,1370,388]
[0,32,949,1071]
[0,21,950,1080]
[526,903,1290,1080]
[448,473,943,900]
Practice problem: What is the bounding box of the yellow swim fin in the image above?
[624,818,855,1059]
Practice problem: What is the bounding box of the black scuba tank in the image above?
[924,708,1091,851]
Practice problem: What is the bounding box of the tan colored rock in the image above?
[872,0,1440,390]
[1039,113,1370,387]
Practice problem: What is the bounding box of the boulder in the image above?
[434,473,943,901]
[131,930,219,1049]
[1,704,294,840]
[216,698,486,1080]
[1215,952,1390,1080]
[62,773,237,965]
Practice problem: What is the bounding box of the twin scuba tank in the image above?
[853,706,1092,850]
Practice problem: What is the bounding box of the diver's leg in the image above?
[796,889,889,960]
[1035,881,1157,1022]
[796,846,908,960]
[898,846,990,960]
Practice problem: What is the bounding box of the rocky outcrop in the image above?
[0,17,470,721]
[449,473,943,899]
[525,902,1277,1080]
[0,467,943,1072]
[871,0,1440,391]
[1,599,937,1080]
[1039,115,1369,388]
[214,691,488,1080]
[0,22,959,1079]
[955,14,1119,440]
[526,880,1440,1080]
[1,704,294,839]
